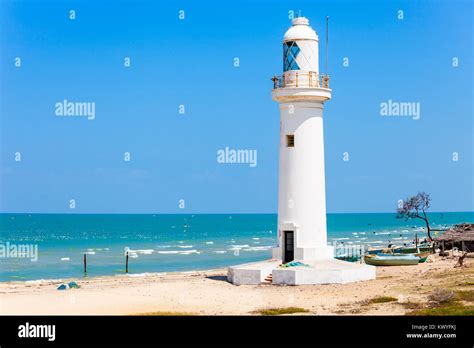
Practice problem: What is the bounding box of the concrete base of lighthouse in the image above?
[227,254,376,286]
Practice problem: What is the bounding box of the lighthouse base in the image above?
[228,258,375,286]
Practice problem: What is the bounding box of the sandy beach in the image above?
[1,255,472,316]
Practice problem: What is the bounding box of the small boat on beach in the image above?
[364,254,420,266]
[377,251,430,263]
[367,243,433,255]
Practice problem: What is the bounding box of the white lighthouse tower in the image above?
[271,16,333,263]
[228,17,375,285]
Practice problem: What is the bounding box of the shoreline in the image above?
[1,255,472,315]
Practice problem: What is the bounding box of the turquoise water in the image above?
[0,212,472,282]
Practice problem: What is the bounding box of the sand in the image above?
[1,255,472,315]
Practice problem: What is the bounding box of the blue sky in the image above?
[0,0,472,213]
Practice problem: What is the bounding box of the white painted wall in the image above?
[277,102,328,250]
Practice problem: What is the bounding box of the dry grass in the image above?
[456,290,474,302]
[408,303,474,316]
[366,296,398,304]
[428,289,456,304]
[256,307,309,316]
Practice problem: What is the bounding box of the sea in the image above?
[0,212,472,282]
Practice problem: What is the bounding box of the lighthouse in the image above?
[271,16,333,262]
[228,17,375,285]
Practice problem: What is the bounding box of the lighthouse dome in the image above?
[283,17,318,42]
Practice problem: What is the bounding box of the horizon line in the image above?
[0,211,473,215]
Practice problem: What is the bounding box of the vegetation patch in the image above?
[257,307,309,316]
[366,296,398,304]
[428,289,456,304]
[456,290,474,302]
[408,303,474,316]
[399,302,423,310]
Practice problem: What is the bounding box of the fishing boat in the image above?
[377,251,430,263]
[393,245,432,254]
[364,254,420,266]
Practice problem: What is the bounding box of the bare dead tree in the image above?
[397,192,433,241]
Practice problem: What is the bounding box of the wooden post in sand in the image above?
[126,252,129,274]
[415,233,418,251]
[83,253,87,274]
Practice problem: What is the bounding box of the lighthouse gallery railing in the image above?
[272,71,330,89]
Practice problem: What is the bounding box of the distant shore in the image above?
[1,254,472,315]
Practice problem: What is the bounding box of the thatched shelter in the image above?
[435,223,474,252]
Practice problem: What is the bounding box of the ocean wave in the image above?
[158,250,200,255]
[125,272,167,278]
[205,241,214,245]
[229,244,249,248]
[60,257,70,261]
[213,251,227,254]
[242,246,273,251]
[25,279,63,284]
[125,248,154,255]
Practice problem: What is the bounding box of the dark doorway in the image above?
[283,231,294,263]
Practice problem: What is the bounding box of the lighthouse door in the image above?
[283,231,294,263]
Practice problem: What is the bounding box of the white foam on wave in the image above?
[83,251,95,255]
[125,248,154,255]
[375,232,391,235]
[25,278,63,284]
[125,272,167,278]
[242,246,273,251]
[252,238,260,240]
[158,250,200,255]
[60,257,70,261]
[332,238,350,241]
[177,245,193,249]
[205,241,214,245]
[214,250,227,254]
[179,250,200,255]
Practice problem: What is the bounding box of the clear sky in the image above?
[0,0,472,214]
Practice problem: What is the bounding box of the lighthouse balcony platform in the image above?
[272,71,331,89]
[271,71,332,103]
